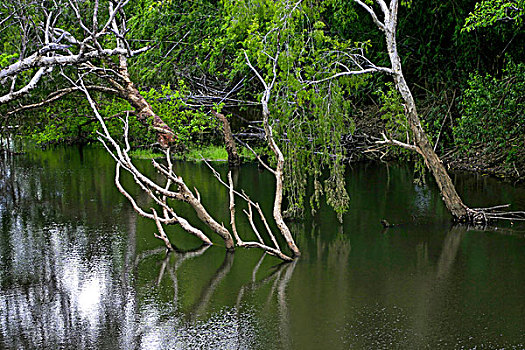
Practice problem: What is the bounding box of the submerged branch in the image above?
[203,160,293,260]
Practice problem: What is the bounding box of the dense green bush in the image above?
[454,62,525,160]
[26,84,219,150]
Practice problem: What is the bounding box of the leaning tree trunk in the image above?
[211,110,241,167]
[262,104,301,257]
[352,0,524,223]
[383,4,469,221]
[243,50,301,257]
[115,55,176,148]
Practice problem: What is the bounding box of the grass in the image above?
[129,149,165,159]
[183,145,229,161]
[130,144,261,162]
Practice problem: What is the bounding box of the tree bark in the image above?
[211,110,241,167]
[115,55,176,148]
[352,0,525,223]
[243,50,301,257]
[382,0,469,220]
[150,160,235,250]
[262,107,301,257]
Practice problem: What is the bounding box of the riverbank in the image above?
[127,133,525,185]
[443,145,525,183]
[349,107,525,184]
[130,144,258,163]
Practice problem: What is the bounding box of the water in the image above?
[1,145,524,349]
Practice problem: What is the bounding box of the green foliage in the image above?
[0,53,19,69]
[141,83,219,146]
[129,149,165,159]
[4,0,525,219]
[324,158,350,222]
[376,82,409,141]
[24,96,99,145]
[374,82,420,163]
[182,145,229,161]
[454,61,525,162]
[394,0,524,91]
[126,0,225,85]
[26,83,219,149]
[216,0,364,218]
[464,0,525,31]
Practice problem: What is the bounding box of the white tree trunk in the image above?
[381,1,468,220]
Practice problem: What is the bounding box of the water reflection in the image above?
[436,225,465,279]
[0,229,295,349]
[1,145,525,349]
[0,144,299,349]
[0,223,126,349]
[131,250,257,350]
[132,248,298,350]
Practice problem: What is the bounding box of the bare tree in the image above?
[0,1,136,101]
[0,0,176,147]
[0,0,300,260]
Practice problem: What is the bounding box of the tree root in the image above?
[463,204,525,225]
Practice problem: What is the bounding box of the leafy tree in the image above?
[455,61,525,163]
[214,0,375,219]
[464,0,525,31]
[0,0,304,260]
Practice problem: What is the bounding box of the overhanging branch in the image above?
[354,0,386,31]
[0,46,149,81]
[376,132,423,156]
[0,67,50,104]
[303,66,393,84]
[5,85,121,116]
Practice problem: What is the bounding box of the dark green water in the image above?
[1,144,524,349]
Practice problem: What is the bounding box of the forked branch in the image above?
[77,74,296,260]
[204,160,293,261]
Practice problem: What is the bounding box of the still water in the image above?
[1,144,524,349]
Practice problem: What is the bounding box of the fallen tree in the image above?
[80,83,298,259]
[0,0,300,260]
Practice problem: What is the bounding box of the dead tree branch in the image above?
[211,110,240,167]
[203,159,293,261]
[0,0,147,106]
[244,50,301,257]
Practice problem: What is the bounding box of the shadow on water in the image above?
[1,144,525,349]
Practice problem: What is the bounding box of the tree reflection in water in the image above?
[0,223,297,349]
[3,144,525,349]
[0,145,298,350]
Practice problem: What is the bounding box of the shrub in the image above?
[454,61,525,157]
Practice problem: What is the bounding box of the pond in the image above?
[1,144,524,349]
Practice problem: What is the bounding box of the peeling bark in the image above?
[1,0,298,260]
[211,110,241,167]
[115,56,176,148]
